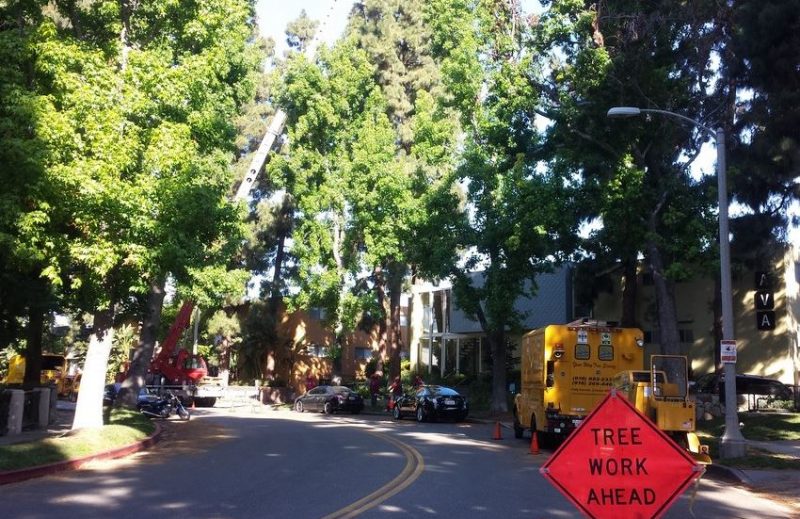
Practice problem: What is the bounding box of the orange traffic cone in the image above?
[530,431,540,455]
[492,421,503,440]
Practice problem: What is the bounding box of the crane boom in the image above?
[234,0,339,200]
[234,110,288,200]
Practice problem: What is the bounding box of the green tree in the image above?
[722,0,799,263]
[274,40,382,355]
[423,0,581,412]
[530,0,721,356]
[344,0,459,379]
[114,0,261,409]
[0,2,260,424]
[0,3,70,387]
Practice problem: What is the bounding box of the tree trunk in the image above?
[387,262,405,380]
[620,257,638,327]
[374,265,389,373]
[117,277,166,408]
[72,308,115,430]
[268,229,287,320]
[645,236,680,355]
[331,210,348,348]
[473,303,508,412]
[23,306,44,388]
[489,327,508,412]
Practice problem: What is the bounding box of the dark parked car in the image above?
[693,373,793,401]
[103,383,159,406]
[393,385,468,422]
[294,385,364,414]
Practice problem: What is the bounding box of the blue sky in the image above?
[256,0,354,57]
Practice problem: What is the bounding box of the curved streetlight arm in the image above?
[606,106,715,137]
[638,108,716,137]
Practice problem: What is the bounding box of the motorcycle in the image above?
[138,390,191,421]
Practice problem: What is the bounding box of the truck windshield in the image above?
[41,356,65,370]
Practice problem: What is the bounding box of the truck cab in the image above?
[614,355,710,463]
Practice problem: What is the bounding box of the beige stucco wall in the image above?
[593,248,799,384]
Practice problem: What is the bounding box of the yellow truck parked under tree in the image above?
[513,320,645,442]
[2,353,80,399]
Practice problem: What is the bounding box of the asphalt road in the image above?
[1,406,796,518]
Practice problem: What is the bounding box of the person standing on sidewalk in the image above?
[387,376,402,411]
[369,374,381,407]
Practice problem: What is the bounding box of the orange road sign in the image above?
[540,390,702,518]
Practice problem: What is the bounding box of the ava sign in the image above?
[540,390,702,519]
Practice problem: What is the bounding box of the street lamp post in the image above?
[607,106,746,458]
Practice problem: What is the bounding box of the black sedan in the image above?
[393,385,468,422]
[103,383,159,406]
[294,385,364,414]
[693,373,794,402]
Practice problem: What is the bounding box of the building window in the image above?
[679,329,694,343]
[308,344,328,358]
[354,347,373,360]
[575,343,590,360]
[309,307,327,321]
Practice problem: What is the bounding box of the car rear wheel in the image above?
[416,405,426,422]
[392,406,402,420]
[323,401,334,414]
[295,401,304,413]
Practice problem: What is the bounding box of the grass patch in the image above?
[697,412,800,441]
[696,411,800,469]
[0,408,154,472]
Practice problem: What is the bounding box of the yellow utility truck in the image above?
[3,353,80,399]
[613,354,710,463]
[513,320,645,442]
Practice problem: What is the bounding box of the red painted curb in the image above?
[0,422,162,485]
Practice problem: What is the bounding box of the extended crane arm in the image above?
[234,110,288,201]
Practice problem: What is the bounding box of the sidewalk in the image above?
[708,439,800,490]
[0,400,75,447]
[0,400,161,485]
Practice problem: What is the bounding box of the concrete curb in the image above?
[0,422,162,486]
[703,463,751,485]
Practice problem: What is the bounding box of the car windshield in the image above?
[430,386,459,397]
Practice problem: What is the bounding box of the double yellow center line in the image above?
[323,431,425,518]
